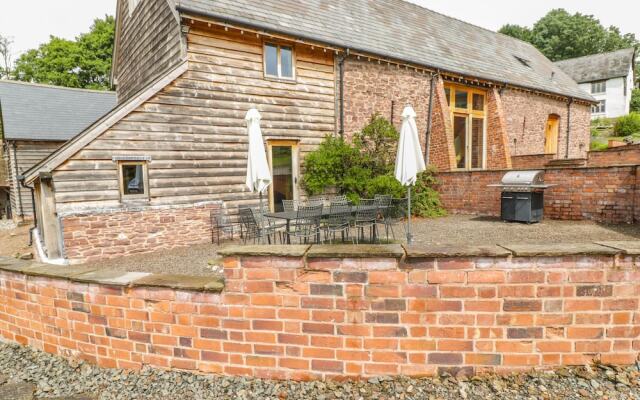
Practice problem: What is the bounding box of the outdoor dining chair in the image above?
[381,197,408,241]
[352,199,379,244]
[324,202,352,244]
[307,196,326,207]
[238,207,280,244]
[329,195,349,205]
[285,203,323,244]
[210,210,238,245]
[282,199,298,212]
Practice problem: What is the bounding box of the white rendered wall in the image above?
[582,67,633,119]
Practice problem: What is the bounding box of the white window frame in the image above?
[118,160,149,201]
[263,42,296,81]
[591,100,606,114]
[591,80,606,94]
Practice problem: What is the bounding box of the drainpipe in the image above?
[338,50,349,138]
[11,142,24,218]
[565,97,573,159]
[425,73,436,164]
[18,174,36,246]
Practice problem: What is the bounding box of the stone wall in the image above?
[60,202,221,263]
[1,242,640,380]
[501,90,591,160]
[437,166,640,223]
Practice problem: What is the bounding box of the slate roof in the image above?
[554,48,636,84]
[175,0,593,101]
[0,80,116,141]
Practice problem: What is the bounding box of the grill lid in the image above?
[500,170,544,186]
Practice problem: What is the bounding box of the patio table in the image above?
[264,205,384,244]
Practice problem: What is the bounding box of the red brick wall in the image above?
[438,166,640,223]
[511,154,555,169]
[61,202,220,263]
[486,88,512,170]
[501,90,591,159]
[2,252,639,379]
[588,145,640,167]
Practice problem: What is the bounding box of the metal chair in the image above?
[329,195,349,205]
[382,198,408,241]
[238,207,279,244]
[285,204,323,244]
[211,210,238,245]
[352,199,379,244]
[374,195,393,239]
[324,202,352,244]
[282,199,298,212]
[307,196,326,207]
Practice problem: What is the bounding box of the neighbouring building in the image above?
[0,81,116,222]
[555,48,636,119]
[24,0,595,263]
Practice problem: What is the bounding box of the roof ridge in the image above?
[0,79,115,95]
[555,47,636,64]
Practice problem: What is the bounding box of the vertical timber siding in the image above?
[51,23,335,215]
[6,141,64,218]
[113,0,183,102]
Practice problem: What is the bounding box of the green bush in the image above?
[301,114,446,217]
[590,140,609,151]
[613,113,640,136]
[631,89,640,113]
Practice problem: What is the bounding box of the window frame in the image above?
[263,42,296,81]
[117,160,149,201]
[591,80,607,94]
[591,100,606,114]
[444,83,488,171]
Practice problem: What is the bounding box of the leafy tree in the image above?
[13,16,114,90]
[499,9,638,62]
[631,89,640,113]
[0,34,12,79]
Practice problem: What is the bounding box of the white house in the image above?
[555,48,636,119]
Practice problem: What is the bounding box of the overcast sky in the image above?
[1,0,639,59]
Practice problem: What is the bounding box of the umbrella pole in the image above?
[407,186,412,245]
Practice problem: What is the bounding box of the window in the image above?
[592,100,606,114]
[264,43,294,80]
[445,83,487,170]
[118,161,148,200]
[591,80,606,94]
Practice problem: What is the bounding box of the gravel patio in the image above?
[79,215,640,276]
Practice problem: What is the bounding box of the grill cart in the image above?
[488,170,553,223]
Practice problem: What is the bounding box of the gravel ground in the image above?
[409,215,640,246]
[0,223,32,258]
[1,342,640,400]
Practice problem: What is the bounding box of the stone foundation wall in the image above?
[437,166,640,223]
[61,202,221,263]
[1,242,639,380]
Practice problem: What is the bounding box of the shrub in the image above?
[631,89,640,113]
[613,113,640,136]
[302,115,446,217]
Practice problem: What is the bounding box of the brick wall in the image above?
[438,166,640,223]
[61,202,221,263]
[588,145,640,167]
[511,154,555,169]
[1,248,639,379]
[501,90,591,159]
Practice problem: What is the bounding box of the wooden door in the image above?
[545,115,559,154]
[267,141,299,212]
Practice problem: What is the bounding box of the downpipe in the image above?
[18,175,36,246]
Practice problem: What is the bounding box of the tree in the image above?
[499,9,638,62]
[631,89,640,113]
[13,15,114,90]
[0,34,13,79]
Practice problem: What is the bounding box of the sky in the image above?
[1,0,639,60]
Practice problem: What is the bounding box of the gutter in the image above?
[17,174,36,246]
[565,97,573,159]
[176,6,595,103]
[337,51,348,138]
[11,142,24,218]
[425,73,436,164]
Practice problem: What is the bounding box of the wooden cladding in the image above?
[51,23,335,214]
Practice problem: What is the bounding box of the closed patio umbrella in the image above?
[245,108,272,212]
[394,105,426,244]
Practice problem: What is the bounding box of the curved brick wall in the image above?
[1,242,639,380]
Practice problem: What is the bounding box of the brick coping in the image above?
[0,257,224,292]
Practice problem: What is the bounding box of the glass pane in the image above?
[472,93,484,111]
[280,46,293,78]
[122,164,145,195]
[444,88,451,106]
[272,146,293,212]
[453,116,467,169]
[265,44,278,76]
[471,118,484,169]
[455,90,468,109]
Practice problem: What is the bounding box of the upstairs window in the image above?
[264,43,294,80]
[591,80,606,94]
[118,161,149,200]
[592,100,606,114]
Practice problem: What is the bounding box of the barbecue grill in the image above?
[488,170,554,223]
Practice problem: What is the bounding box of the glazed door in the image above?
[268,141,299,212]
[545,115,559,154]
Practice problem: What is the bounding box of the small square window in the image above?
[264,43,294,80]
[591,81,606,94]
[455,90,468,109]
[472,93,484,111]
[119,162,148,200]
[591,100,606,114]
